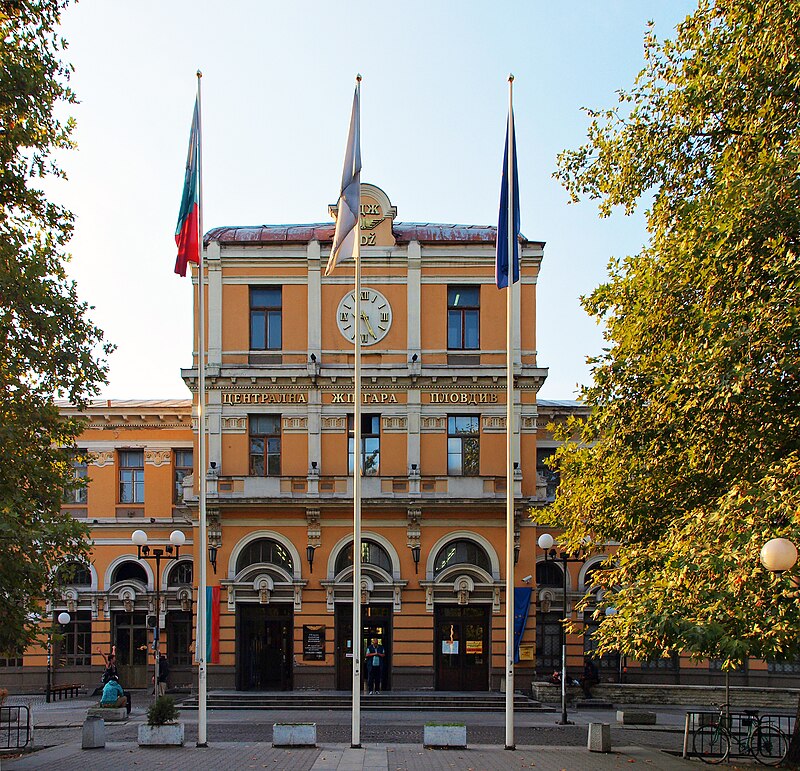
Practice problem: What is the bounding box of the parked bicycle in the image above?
[691,703,789,766]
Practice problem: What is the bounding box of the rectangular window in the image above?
[57,611,92,667]
[250,286,282,350]
[64,450,88,504]
[535,611,563,672]
[447,415,480,475]
[0,652,23,667]
[537,448,560,503]
[447,286,480,350]
[174,448,193,503]
[348,413,380,476]
[119,450,144,503]
[250,415,281,476]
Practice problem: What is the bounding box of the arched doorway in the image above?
[110,560,149,688]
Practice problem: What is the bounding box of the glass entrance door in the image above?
[435,605,489,691]
[335,604,391,691]
[236,604,293,691]
[113,611,149,688]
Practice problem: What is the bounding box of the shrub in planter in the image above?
[147,695,179,726]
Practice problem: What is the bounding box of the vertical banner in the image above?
[206,585,220,664]
[513,587,533,662]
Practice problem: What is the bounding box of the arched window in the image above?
[167,561,193,587]
[57,562,92,587]
[335,540,392,574]
[111,561,147,584]
[236,538,293,575]
[433,539,491,577]
[536,561,563,588]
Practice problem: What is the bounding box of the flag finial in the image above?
[508,73,514,82]
[356,73,362,82]
[197,69,203,79]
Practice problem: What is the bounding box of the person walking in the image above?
[157,653,170,696]
[365,637,385,694]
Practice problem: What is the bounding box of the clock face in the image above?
[336,288,392,345]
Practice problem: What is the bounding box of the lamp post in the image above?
[131,529,185,702]
[538,532,584,725]
[45,611,71,703]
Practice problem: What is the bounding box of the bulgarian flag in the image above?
[174,98,200,277]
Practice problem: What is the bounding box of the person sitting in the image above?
[99,677,129,715]
[548,669,562,685]
[580,656,600,698]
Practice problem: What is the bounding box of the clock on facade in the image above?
[336,288,392,345]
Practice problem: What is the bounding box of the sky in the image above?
[53,0,698,400]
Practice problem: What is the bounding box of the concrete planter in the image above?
[423,723,467,748]
[272,722,317,747]
[137,722,184,746]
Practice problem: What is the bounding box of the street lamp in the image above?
[45,611,71,703]
[538,532,584,726]
[760,538,798,573]
[131,529,185,702]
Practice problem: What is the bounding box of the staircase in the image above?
[179,690,553,713]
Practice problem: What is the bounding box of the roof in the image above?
[205,222,542,247]
[56,399,192,409]
[537,399,586,409]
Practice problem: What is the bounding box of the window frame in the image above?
[173,448,193,503]
[249,415,282,476]
[447,285,480,350]
[119,450,144,504]
[447,415,480,476]
[64,449,88,504]
[56,610,92,667]
[348,413,380,476]
[249,286,282,351]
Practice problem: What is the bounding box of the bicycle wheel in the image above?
[693,725,731,765]
[752,725,789,767]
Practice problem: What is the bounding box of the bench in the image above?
[617,709,657,725]
[49,683,83,700]
[87,706,127,722]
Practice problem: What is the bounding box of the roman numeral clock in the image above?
[336,288,393,345]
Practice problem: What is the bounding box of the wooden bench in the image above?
[50,683,83,700]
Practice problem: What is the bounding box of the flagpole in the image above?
[195,69,209,749]
[351,73,363,751]
[504,73,516,751]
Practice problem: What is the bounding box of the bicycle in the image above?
[691,703,789,766]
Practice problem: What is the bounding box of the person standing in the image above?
[365,637,385,694]
[157,653,170,697]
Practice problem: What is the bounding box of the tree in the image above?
[0,1,111,654]
[544,0,800,723]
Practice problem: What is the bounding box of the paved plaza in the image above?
[0,693,746,770]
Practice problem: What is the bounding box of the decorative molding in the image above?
[406,508,422,547]
[306,508,321,547]
[294,585,302,612]
[145,449,171,467]
[481,416,506,433]
[493,586,502,614]
[89,451,114,468]
[520,414,538,432]
[221,416,247,433]
[326,585,335,612]
[393,585,402,612]
[321,416,346,432]
[283,416,308,433]
[420,415,446,432]
[381,415,407,433]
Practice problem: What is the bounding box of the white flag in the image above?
[325,81,361,276]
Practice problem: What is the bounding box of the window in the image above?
[249,415,281,476]
[236,538,293,575]
[640,655,679,670]
[447,415,480,475]
[536,561,564,588]
[447,286,479,349]
[174,448,193,502]
[57,562,92,587]
[335,540,392,574]
[64,450,88,504]
[111,560,148,585]
[583,615,620,673]
[167,611,192,667]
[119,450,144,503]
[537,447,560,502]
[167,561,193,587]
[433,539,491,576]
[250,286,282,350]
[536,611,563,672]
[768,657,800,674]
[57,611,91,666]
[0,652,23,667]
[348,414,380,476]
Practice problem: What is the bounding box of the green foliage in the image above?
[0,1,112,654]
[547,0,800,670]
[146,696,179,727]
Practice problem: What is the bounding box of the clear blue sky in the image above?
[55,0,697,399]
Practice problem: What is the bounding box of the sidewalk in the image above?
[4,740,695,770]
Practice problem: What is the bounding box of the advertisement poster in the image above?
[303,625,326,661]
